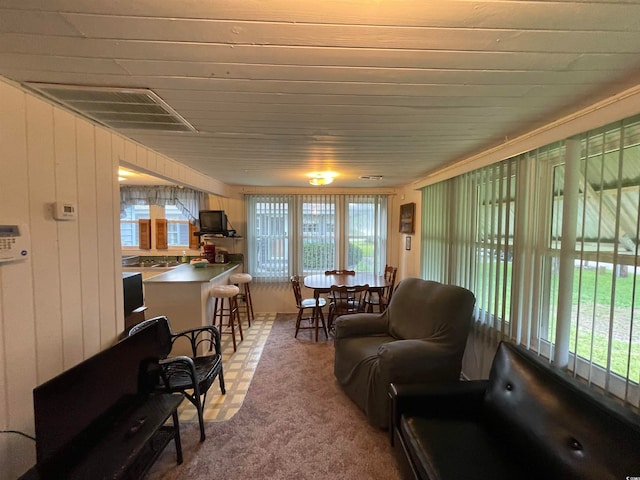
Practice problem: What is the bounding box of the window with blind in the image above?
[120,204,150,247]
[421,116,640,408]
[120,204,190,248]
[165,205,190,246]
[247,194,387,281]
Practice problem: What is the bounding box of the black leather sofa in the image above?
[389,341,640,480]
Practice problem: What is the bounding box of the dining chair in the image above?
[327,283,369,331]
[325,269,356,275]
[128,316,225,442]
[364,265,398,313]
[290,275,328,341]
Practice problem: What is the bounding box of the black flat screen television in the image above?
[199,210,227,234]
[33,322,160,474]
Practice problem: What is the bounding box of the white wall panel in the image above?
[111,136,124,336]
[135,144,148,170]
[76,120,101,357]
[53,108,84,369]
[0,78,156,478]
[26,95,64,383]
[0,79,38,478]
[95,128,118,347]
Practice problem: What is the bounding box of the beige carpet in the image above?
[148,313,402,480]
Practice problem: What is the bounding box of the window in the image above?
[420,116,640,409]
[552,122,640,397]
[120,204,150,247]
[346,195,387,273]
[250,195,290,278]
[247,194,387,281]
[120,185,206,249]
[120,204,190,248]
[165,205,190,246]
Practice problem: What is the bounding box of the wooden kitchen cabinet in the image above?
[155,219,168,249]
[139,219,151,249]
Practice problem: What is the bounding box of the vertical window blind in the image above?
[421,116,640,408]
[247,194,387,282]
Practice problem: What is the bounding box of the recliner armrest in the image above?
[334,312,389,338]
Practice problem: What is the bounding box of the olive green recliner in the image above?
[333,277,476,429]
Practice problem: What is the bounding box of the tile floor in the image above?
[176,312,276,423]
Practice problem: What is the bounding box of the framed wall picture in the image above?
[399,202,415,234]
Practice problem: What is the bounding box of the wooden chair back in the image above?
[325,269,356,275]
[290,275,304,308]
[329,284,369,316]
[384,266,398,303]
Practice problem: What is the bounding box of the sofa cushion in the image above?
[399,415,532,480]
[484,342,640,480]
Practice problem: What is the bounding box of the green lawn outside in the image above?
[479,260,640,382]
[569,267,640,381]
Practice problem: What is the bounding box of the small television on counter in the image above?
[199,210,227,234]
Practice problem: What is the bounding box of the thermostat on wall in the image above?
[53,202,77,220]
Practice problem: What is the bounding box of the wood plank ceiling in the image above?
[2,0,640,188]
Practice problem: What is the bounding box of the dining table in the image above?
[303,272,389,298]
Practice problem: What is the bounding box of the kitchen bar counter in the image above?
[142,262,240,355]
[143,262,239,283]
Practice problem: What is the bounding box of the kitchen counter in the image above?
[122,266,174,280]
[142,262,240,355]
[143,262,239,284]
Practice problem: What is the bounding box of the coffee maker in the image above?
[202,243,216,263]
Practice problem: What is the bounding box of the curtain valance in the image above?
[120,185,207,223]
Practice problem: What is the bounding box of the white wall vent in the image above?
[23,83,197,133]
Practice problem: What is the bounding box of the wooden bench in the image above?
[19,321,183,480]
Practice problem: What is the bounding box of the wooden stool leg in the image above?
[245,283,254,326]
[226,297,237,352]
[213,297,221,331]
[233,295,243,341]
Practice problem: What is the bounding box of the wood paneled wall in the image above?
[0,77,235,479]
[0,79,123,478]
[0,76,402,478]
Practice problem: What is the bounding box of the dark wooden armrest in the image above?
[159,356,200,396]
[389,380,489,443]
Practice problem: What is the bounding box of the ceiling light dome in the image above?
[308,172,337,186]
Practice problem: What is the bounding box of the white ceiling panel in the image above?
[2,0,640,188]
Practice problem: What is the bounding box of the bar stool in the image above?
[210,284,243,352]
[229,272,254,328]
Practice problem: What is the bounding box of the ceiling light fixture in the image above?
[309,177,333,186]
[308,172,337,186]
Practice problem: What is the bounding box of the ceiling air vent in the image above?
[359,175,383,181]
[23,83,196,133]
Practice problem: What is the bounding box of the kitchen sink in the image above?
[151,261,181,268]
[122,259,181,268]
